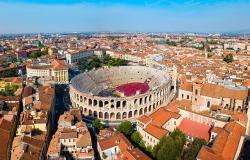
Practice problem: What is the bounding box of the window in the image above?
[195,89,198,95]
[207,101,211,108]
[225,104,229,109]
[187,95,189,99]
[195,98,197,102]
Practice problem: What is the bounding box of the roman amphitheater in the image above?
[70,66,176,124]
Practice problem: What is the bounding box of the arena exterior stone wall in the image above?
[69,66,176,124]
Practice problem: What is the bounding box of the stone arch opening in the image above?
[80,96,83,102]
[104,112,109,119]
[134,99,138,105]
[104,101,109,107]
[149,95,152,101]
[170,85,174,92]
[122,101,127,108]
[144,107,147,114]
[153,103,156,109]
[99,112,103,119]
[99,101,103,107]
[84,97,87,103]
[88,99,92,106]
[134,110,138,117]
[93,111,97,118]
[128,111,132,118]
[139,98,143,105]
[144,96,148,104]
[116,112,121,120]
[122,112,127,119]
[93,99,98,106]
[89,110,93,116]
[149,105,152,112]
[139,108,143,115]
[84,108,87,113]
[110,112,115,119]
[116,101,121,109]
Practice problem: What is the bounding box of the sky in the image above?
[0,0,250,34]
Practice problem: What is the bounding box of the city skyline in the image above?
[0,0,250,34]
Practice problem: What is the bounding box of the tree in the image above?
[92,119,103,134]
[181,138,207,160]
[131,131,145,148]
[223,54,233,63]
[28,51,43,59]
[37,41,45,49]
[153,129,187,160]
[118,121,133,136]
[103,55,112,65]
[153,136,177,160]
[170,129,186,157]
[89,56,101,69]
[78,59,89,72]
[207,53,213,58]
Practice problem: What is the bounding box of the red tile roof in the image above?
[197,122,246,160]
[144,124,168,139]
[178,118,211,142]
[137,115,151,125]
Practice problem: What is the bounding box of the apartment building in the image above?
[136,100,230,148]
[97,129,151,160]
[26,59,69,84]
[65,49,94,64]
[178,80,248,112]
[47,110,94,160]
[11,84,55,160]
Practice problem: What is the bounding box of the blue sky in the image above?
[0,0,250,34]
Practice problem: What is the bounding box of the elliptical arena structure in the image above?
[70,66,176,124]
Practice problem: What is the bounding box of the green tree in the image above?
[118,121,133,136]
[223,54,233,63]
[153,136,177,160]
[89,56,101,69]
[131,131,145,148]
[92,119,103,134]
[207,40,217,44]
[170,129,186,156]
[153,129,186,160]
[37,41,45,49]
[207,53,213,58]
[103,55,112,65]
[181,138,207,160]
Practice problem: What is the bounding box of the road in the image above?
[53,84,100,160]
[51,84,70,135]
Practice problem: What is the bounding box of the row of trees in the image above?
[158,40,177,46]
[78,55,128,72]
[0,69,17,78]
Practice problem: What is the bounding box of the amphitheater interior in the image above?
[70,66,175,124]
